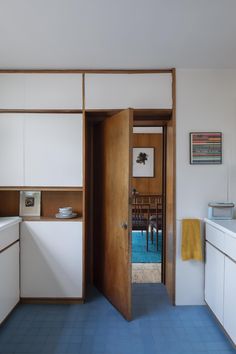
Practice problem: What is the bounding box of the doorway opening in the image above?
[85,108,175,320]
[131,126,164,284]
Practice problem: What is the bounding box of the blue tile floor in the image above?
[0,284,235,354]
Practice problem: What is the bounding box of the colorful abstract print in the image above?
[190,132,222,164]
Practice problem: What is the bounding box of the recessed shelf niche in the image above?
[0,190,83,221]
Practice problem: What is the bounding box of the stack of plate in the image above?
[56,207,77,219]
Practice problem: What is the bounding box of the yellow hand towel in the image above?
[181,219,203,261]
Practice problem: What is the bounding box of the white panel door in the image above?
[20,221,83,298]
[85,73,172,109]
[24,114,83,186]
[0,115,24,186]
[224,257,236,345]
[25,74,83,109]
[205,241,224,324]
[0,242,20,324]
[0,75,26,108]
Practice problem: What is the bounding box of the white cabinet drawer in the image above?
[85,73,172,109]
[224,234,236,262]
[205,223,225,252]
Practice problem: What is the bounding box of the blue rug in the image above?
[132,231,162,263]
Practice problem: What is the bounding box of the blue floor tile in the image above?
[0,284,235,354]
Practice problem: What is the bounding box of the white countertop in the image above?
[0,217,22,232]
[205,218,236,239]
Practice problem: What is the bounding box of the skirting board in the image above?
[20,297,84,304]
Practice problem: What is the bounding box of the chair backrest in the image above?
[133,194,162,209]
[132,203,150,227]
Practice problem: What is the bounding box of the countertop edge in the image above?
[204,218,236,239]
[0,217,22,232]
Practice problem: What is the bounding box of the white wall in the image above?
[176,69,236,305]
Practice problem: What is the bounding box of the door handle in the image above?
[121,222,128,230]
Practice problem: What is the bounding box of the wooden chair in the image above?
[132,203,150,251]
[150,200,163,251]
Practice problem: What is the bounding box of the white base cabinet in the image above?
[224,257,236,344]
[20,221,83,298]
[0,242,20,324]
[205,219,236,345]
[205,241,224,324]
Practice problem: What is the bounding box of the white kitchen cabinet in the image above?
[0,74,83,109]
[25,74,83,109]
[205,241,224,324]
[20,221,83,298]
[85,73,172,109]
[0,218,20,324]
[0,74,26,109]
[0,243,20,324]
[224,256,236,344]
[24,114,83,186]
[205,223,225,252]
[205,219,236,345]
[0,115,24,186]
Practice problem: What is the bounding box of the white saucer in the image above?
[55,212,78,219]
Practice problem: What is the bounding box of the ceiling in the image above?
[1,0,236,69]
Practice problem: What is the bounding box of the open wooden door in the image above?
[93,109,133,320]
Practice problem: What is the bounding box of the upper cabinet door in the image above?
[85,73,172,109]
[25,74,83,109]
[25,114,83,187]
[0,74,83,109]
[0,115,24,186]
[0,75,26,109]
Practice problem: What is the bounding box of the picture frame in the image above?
[190,132,222,165]
[19,191,41,217]
[133,147,155,177]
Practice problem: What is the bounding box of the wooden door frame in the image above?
[84,68,176,305]
[164,68,176,304]
[133,119,176,304]
[129,70,176,303]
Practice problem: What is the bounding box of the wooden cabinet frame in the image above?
[0,68,176,306]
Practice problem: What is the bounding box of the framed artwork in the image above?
[190,132,222,165]
[19,191,41,216]
[133,147,155,177]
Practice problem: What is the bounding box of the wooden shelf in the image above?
[22,216,83,222]
[0,186,83,191]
